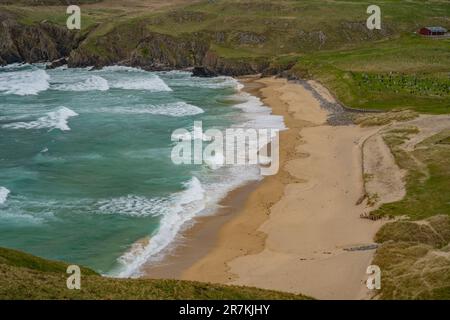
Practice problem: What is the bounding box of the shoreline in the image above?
[142,74,413,300]
[143,76,334,284]
[176,76,389,299]
[141,77,274,279]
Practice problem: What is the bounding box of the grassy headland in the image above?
[1,0,449,113]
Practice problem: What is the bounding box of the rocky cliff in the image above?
[66,20,270,75]
[0,12,80,65]
[0,6,394,76]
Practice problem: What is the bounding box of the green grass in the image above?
[372,130,450,219]
[290,35,450,114]
[369,128,450,299]
[0,247,311,300]
[0,247,98,275]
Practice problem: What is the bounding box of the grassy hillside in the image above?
[289,35,450,114]
[1,0,449,112]
[0,247,310,300]
[368,128,450,299]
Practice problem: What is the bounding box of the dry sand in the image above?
[181,77,397,300]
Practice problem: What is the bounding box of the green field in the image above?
[290,36,450,114]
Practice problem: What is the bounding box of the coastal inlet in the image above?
[0,64,283,277]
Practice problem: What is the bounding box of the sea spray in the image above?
[0,69,50,95]
[0,187,10,204]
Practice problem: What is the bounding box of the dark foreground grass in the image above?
[0,247,310,300]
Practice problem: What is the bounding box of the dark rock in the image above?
[46,57,67,69]
[192,66,217,77]
[202,50,269,76]
[128,32,210,70]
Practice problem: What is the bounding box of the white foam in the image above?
[53,75,109,92]
[0,63,31,70]
[168,74,242,90]
[111,75,172,92]
[116,177,206,277]
[2,106,79,131]
[0,187,10,204]
[233,91,286,130]
[100,66,146,73]
[0,69,50,95]
[97,196,171,217]
[147,102,204,117]
[95,102,204,117]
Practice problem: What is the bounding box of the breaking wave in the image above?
[0,69,50,95]
[114,177,206,277]
[53,75,109,92]
[94,102,204,117]
[0,187,10,204]
[110,75,172,92]
[2,107,79,131]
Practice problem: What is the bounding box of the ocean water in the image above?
[0,64,284,277]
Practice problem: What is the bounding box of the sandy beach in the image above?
[144,76,407,299]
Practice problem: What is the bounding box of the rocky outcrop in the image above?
[128,33,210,70]
[0,14,80,65]
[191,66,218,77]
[202,51,270,76]
[0,12,279,76]
[46,57,68,69]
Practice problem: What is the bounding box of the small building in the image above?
[419,26,448,36]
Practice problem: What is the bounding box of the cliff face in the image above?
[68,31,211,70]
[202,51,269,76]
[67,22,270,75]
[0,13,267,76]
[0,15,80,65]
[128,33,210,70]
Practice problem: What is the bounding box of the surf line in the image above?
[171,121,280,176]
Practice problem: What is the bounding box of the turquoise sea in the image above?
[0,64,283,276]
